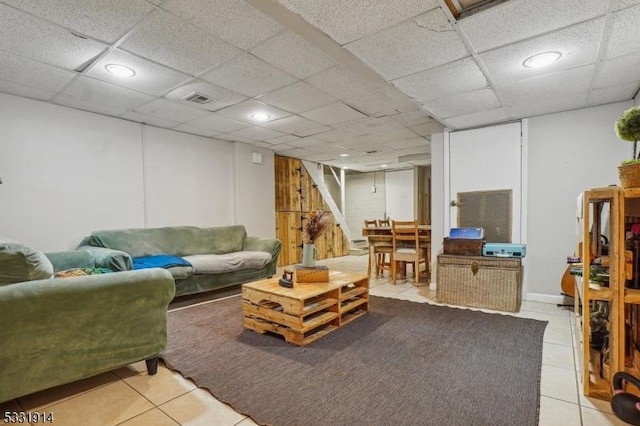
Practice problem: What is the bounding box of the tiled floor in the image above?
[0,255,626,425]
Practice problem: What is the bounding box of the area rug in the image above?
[162,296,547,426]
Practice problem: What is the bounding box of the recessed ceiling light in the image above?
[381,164,388,168]
[522,51,561,68]
[339,153,349,157]
[250,112,271,122]
[105,63,136,77]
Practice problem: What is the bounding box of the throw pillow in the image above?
[0,238,54,285]
[132,254,192,270]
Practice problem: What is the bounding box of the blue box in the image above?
[449,227,484,239]
[482,243,526,258]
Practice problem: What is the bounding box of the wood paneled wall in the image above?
[275,156,349,266]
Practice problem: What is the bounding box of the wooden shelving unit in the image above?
[578,186,640,400]
[578,187,620,401]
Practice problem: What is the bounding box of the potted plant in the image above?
[616,106,640,188]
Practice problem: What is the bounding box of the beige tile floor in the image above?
[0,255,624,425]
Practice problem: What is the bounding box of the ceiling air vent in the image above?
[365,150,379,154]
[182,92,212,104]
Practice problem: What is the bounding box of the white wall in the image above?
[430,122,445,286]
[0,94,145,251]
[234,142,276,238]
[385,169,414,221]
[527,101,633,301]
[344,171,386,237]
[143,126,234,228]
[0,93,276,251]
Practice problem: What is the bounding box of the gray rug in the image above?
[162,296,547,426]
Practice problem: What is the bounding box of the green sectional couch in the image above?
[78,225,282,297]
[0,238,175,403]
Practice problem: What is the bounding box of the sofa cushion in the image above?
[183,252,271,274]
[166,266,193,281]
[0,238,54,285]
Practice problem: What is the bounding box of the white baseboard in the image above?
[524,293,568,305]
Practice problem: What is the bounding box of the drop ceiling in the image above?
[1,0,639,172]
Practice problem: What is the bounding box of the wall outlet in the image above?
[371,185,376,193]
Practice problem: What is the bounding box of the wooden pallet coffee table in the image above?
[242,270,369,346]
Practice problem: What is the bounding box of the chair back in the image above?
[391,220,419,253]
[378,219,390,226]
[364,219,378,227]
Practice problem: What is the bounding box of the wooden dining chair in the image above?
[391,220,427,285]
[376,219,393,276]
[364,219,380,277]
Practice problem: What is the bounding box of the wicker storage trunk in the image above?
[436,254,522,312]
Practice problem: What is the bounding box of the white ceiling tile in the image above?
[162,0,283,50]
[313,127,363,142]
[343,89,412,116]
[392,57,487,102]
[611,0,640,11]
[268,134,301,145]
[594,54,640,89]
[278,0,438,45]
[427,88,501,118]
[247,141,273,149]
[84,49,191,96]
[262,115,325,135]
[0,4,108,70]
[186,112,250,133]
[250,30,336,79]
[505,94,587,120]
[587,82,639,106]
[305,64,380,100]
[164,79,247,111]
[121,110,181,128]
[301,102,367,125]
[398,145,429,155]
[495,65,594,106]
[604,5,640,59]
[384,137,428,149]
[1,0,156,43]
[0,50,76,94]
[226,125,286,142]
[120,9,241,76]
[270,143,297,153]
[258,81,336,114]
[200,53,296,97]
[55,75,154,113]
[134,98,210,122]
[371,128,419,144]
[217,100,291,124]
[287,137,329,152]
[304,152,340,162]
[345,9,469,80]
[444,108,508,130]
[479,18,603,85]
[410,122,432,137]
[0,80,57,101]
[347,116,405,135]
[54,95,135,117]
[458,0,608,52]
[390,110,431,128]
[295,123,332,137]
[277,147,314,159]
[173,123,223,138]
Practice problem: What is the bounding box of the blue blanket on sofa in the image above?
[132,255,191,270]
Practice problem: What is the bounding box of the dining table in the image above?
[361,225,431,278]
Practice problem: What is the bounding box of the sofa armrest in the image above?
[0,268,175,402]
[77,246,132,271]
[243,236,282,260]
[45,250,95,272]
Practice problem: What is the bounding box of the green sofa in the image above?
[0,239,175,403]
[77,225,282,297]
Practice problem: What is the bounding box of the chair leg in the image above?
[391,257,396,284]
